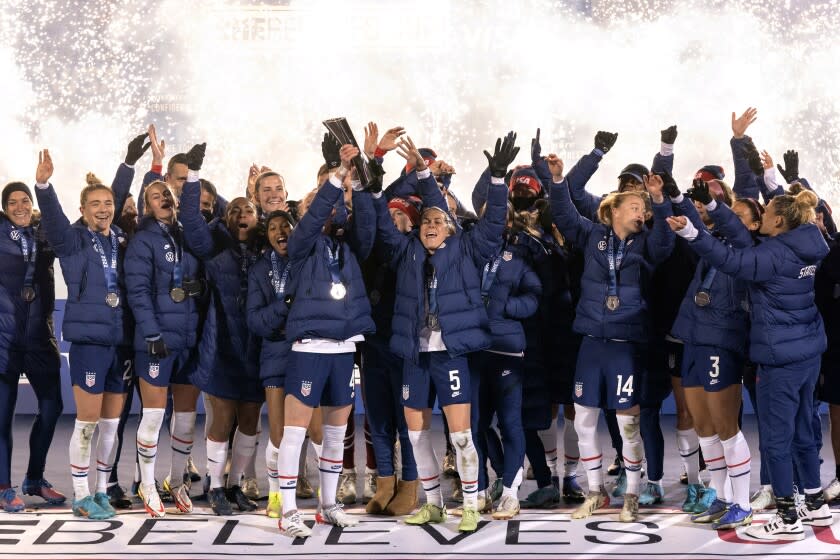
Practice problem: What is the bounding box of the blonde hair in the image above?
[597,191,647,227]
[772,189,819,229]
[143,180,170,215]
[80,172,113,206]
[421,207,456,235]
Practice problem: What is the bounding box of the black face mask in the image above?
[511,197,535,212]
[201,209,214,223]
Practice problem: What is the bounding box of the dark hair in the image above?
[255,171,284,193]
[735,197,764,223]
[167,153,188,176]
[200,178,217,200]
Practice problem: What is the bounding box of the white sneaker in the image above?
[750,486,775,511]
[744,513,804,541]
[241,477,260,500]
[826,478,840,502]
[279,509,312,538]
[363,469,377,503]
[491,495,520,520]
[138,483,166,518]
[336,470,357,505]
[316,503,358,527]
[797,502,834,526]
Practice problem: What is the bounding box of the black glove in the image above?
[594,130,618,153]
[530,127,542,163]
[321,133,341,170]
[185,143,206,171]
[777,149,799,183]
[125,133,151,166]
[483,131,520,178]
[660,125,678,145]
[366,158,385,194]
[146,335,169,359]
[746,147,764,175]
[687,178,712,205]
[658,171,680,199]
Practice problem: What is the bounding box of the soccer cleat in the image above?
[405,503,446,525]
[521,485,561,508]
[22,478,66,505]
[571,488,609,519]
[606,456,621,476]
[639,481,664,505]
[93,492,117,518]
[316,503,358,527]
[266,491,283,518]
[72,495,112,520]
[363,469,377,504]
[744,513,804,541]
[169,483,193,514]
[489,479,504,503]
[458,506,480,532]
[712,504,753,529]
[442,450,457,477]
[683,483,704,512]
[185,456,202,484]
[750,486,775,511]
[825,478,840,502]
[491,495,520,520]
[336,471,357,505]
[691,498,729,523]
[208,487,234,516]
[0,488,25,512]
[279,509,312,538]
[619,493,639,522]
[562,475,585,503]
[227,485,258,511]
[692,486,718,514]
[452,489,492,515]
[138,483,166,518]
[611,468,627,498]
[296,475,315,499]
[241,477,260,500]
[106,484,133,509]
[797,501,833,526]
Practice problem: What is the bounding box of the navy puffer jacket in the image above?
[550,179,675,343]
[375,172,507,362]
[125,216,203,352]
[34,184,130,346]
[247,250,292,382]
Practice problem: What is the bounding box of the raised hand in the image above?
[777,149,799,182]
[483,131,520,178]
[36,149,54,184]
[339,144,360,169]
[363,122,379,159]
[657,171,680,199]
[547,153,564,181]
[395,136,427,171]
[185,143,206,171]
[148,124,165,165]
[643,173,665,203]
[660,125,678,144]
[687,178,712,204]
[760,150,774,170]
[666,215,689,232]
[322,132,342,169]
[731,107,757,138]
[377,126,405,152]
[531,127,542,163]
[594,130,618,153]
[125,132,151,166]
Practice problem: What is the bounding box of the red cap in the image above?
[509,173,541,196]
[388,196,421,226]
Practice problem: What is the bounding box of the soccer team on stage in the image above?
[1,108,838,542]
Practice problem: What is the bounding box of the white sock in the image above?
[573,404,603,493]
[245,415,261,480]
[169,411,197,485]
[616,414,644,496]
[95,417,120,494]
[136,408,165,486]
[698,434,728,499]
[319,424,347,507]
[502,467,523,498]
[450,429,479,509]
[408,429,442,507]
[677,428,701,485]
[562,418,580,478]
[206,438,229,490]
[278,426,307,514]
[721,431,751,509]
[70,420,97,499]
[538,425,559,478]
[266,439,280,494]
[228,429,258,487]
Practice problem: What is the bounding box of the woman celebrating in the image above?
[668,189,831,541]
[34,150,131,520]
[125,180,203,517]
[548,154,675,523]
[0,182,65,511]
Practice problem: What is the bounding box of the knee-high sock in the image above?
[721,431,751,509]
[616,414,644,495]
[229,429,258,488]
[699,434,728,499]
[320,424,347,507]
[69,420,97,499]
[206,438,228,490]
[343,414,356,470]
[95,418,120,494]
[562,419,580,477]
[136,408,165,487]
[408,429,442,507]
[278,426,306,514]
[573,404,602,492]
[538,424,559,478]
[244,415,261,480]
[677,428,701,485]
[364,416,377,471]
[169,411,197,486]
[450,429,479,509]
[266,439,280,494]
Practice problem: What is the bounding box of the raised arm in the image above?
[549,155,595,247]
[113,132,150,217]
[707,200,754,248]
[372,194,411,269]
[346,185,376,261]
[651,125,677,175]
[566,130,617,221]
[178,144,216,260]
[642,174,676,264]
[32,149,81,257]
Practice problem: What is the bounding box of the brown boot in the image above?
[384,479,419,516]
[366,475,396,515]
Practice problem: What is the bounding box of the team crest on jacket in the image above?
[502,251,513,261]
[9,229,20,241]
[165,252,175,262]
[598,240,606,251]
[85,371,96,388]
[149,363,160,379]
[574,381,583,398]
[301,380,312,397]
[402,384,409,400]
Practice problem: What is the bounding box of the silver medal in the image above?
[605,295,620,311]
[330,282,347,300]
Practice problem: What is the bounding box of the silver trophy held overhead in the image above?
[322,117,372,186]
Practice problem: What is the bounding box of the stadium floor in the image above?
[4,414,840,559]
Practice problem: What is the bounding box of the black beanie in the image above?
[2,182,33,210]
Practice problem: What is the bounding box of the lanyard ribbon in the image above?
[698,263,718,293]
[481,254,502,301]
[425,261,438,318]
[158,221,183,290]
[89,230,119,296]
[606,231,626,298]
[10,227,37,288]
[326,240,342,285]
[270,251,291,300]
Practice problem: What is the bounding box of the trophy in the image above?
[322,117,372,186]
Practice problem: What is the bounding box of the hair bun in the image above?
[795,189,819,209]
[85,172,103,186]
